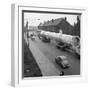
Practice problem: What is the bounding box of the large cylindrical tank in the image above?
[39,30,80,55]
[40,31,80,46]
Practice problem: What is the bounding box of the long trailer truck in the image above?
[38,30,80,56]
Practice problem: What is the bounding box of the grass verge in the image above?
[24,40,42,77]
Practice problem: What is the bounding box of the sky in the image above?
[24,12,80,27]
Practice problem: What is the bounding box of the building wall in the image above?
[38,18,80,36]
[58,20,73,35]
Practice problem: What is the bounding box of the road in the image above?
[28,33,80,76]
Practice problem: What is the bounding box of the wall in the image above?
[0,0,89,89]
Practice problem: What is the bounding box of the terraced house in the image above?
[38,17,73,34]
[38,17,80,36]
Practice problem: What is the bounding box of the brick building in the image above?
[38,17,73,34]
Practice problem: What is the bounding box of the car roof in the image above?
[57,56,67,59]
[63,60,68,64]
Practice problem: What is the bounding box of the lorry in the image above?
[38,30,80,56]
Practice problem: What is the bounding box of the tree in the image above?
[72,16,80,36]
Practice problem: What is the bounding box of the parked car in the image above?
[55,56,70,69]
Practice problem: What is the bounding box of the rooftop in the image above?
[39,18,66,26]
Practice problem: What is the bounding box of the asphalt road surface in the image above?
[28,32,80,76]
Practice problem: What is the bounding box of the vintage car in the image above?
[55,56,70,69]
[56,42,66,50]
[41,36,51,42]
[30,35,36,41]
[56,42,71,51]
